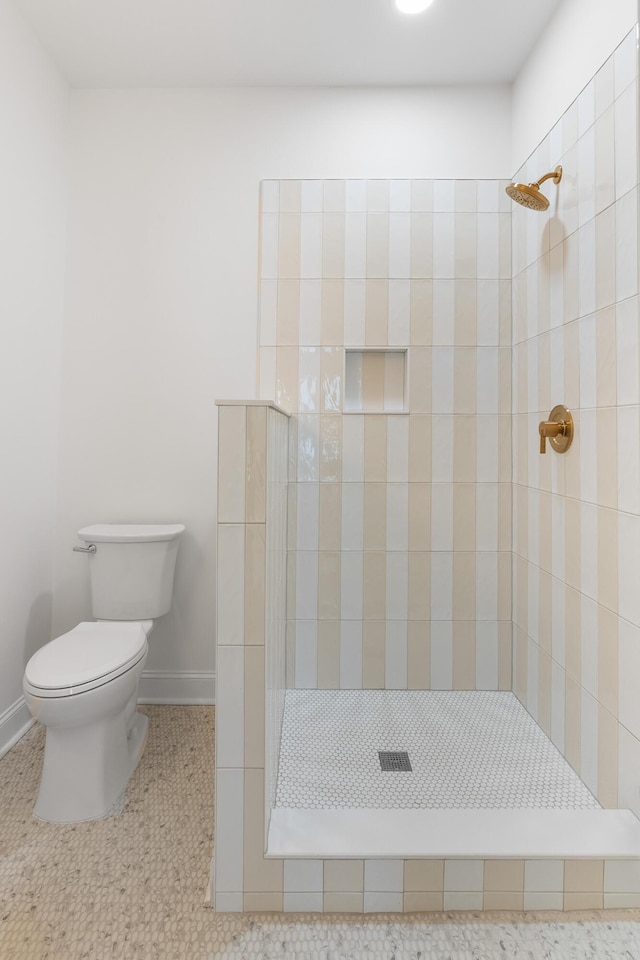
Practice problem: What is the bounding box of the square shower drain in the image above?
[378,751,412,772]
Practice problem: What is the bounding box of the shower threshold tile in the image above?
[266,807,640,859]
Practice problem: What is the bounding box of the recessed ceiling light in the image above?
[395,0,435,14]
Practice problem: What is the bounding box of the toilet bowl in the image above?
[24,620,151,822]
[23,522,184,823]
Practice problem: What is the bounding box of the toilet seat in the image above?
[24,621,148,698]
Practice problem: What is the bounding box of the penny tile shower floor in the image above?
[2,704,640,959]
[276,690,600,810]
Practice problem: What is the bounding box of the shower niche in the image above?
[344,349,408,414]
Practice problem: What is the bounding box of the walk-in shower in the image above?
[213,30,640,910]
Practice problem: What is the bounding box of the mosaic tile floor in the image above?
[2,704,640,959]
[276,690,600,810]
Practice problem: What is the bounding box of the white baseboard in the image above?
[138,669,215,705]
[0,696,34,759]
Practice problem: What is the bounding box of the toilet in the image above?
[23,522,185,823]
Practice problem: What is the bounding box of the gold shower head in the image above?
[505,166,563,211]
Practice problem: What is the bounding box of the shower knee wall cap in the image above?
[506,166,563,211]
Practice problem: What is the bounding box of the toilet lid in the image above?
[25,622,148,690]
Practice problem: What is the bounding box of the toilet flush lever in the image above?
[73,544,96,554]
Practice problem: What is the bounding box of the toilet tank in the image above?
[77,523,185,620]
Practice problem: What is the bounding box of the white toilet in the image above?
[23,522,185,823]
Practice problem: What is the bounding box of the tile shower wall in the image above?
[258,179,512,691]
[214,402,289,905]
[511,27,640,814]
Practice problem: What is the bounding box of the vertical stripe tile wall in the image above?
[214,402,289,906]
[511,28,640,814]
[258,178,513,691]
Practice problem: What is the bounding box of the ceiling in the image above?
[13,0,563,88]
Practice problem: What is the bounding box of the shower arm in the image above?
[532,167,563,188]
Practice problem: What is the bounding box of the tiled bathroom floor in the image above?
[276,690,600,810]
[2,705,640,959]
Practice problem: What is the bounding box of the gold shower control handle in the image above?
[538,405,574,455]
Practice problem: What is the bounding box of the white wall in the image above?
[54,86,511,698]
[512,0,638,170]
[0,0,68,751]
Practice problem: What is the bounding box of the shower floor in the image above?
[267,690,640,859]
[275,690,599,811]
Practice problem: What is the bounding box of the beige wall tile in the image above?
[538,570,552,653]
[319,415,342,482]
[598,604,618,716]
[218,405,247,523]
[410,213,433,280]
[498,623,512,690]
[318,552,341,621]
[408,347,432,414]
[243,769,283,893]
[245,525,266,645]
[278,213,301,278]
[598,706,618,808]
[537,648,552,736]
[404,892,444,912]
[321,280,345,346]
[454,348,477,413]
[454,281,477,346]
[564,499,581,592]
[363,483,387,551]
[596,305,617,407]
[364,415,388,481]
[484,860,524,892]
[410,279,433,343]
[564,860,604,893]
[597,408,618,509]
[280,179,301,213]
[362,621,386,688]
[323,213,345,279]
[538,493,552,573]
[452,621,476,689]
[408,415,431,481]
[453,485,476,551]
[243,892,284,912]
[565,587,582,683]
[563,322,580,409]
[404,859,444,892]
[367,213,389,279]
[408,484,431,552]
[321,347,343,413]
[323,892,364,913]
[453,416,477,482]
[563,892,604,910]
[276,280,300,346]
[483,892,524,910]
[453,554,476,622]
[365,280,389,345]
[317,620,341,689]
[324,860,364,892]
[363,553,386,621]
[244,646,265,768]
[565,674,582,774]
[246,406,267,524]
[598,507,618,612]
[362,352,386,411]
[515,626,528,702]
[275,346,300,414]
[497,553,512,622]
